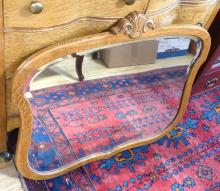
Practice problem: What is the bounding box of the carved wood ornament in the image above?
[111,11,156,38]
[110,0,155,38]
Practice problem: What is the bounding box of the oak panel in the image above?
[4,0,147,28]
[0,0,7,152]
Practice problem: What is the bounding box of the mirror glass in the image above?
[24,35,201,172]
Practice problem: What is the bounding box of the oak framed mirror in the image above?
[11,22,210,180]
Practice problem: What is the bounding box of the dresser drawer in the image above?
[4,0,219,29]
[192,71,220,95]
[207,50,220,74]
[4,0,148,28]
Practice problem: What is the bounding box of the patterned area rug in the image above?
[21,67,220,191]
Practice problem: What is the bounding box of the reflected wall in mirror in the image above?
[12,25,210,180]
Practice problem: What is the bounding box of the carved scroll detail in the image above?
[111,11,156,39]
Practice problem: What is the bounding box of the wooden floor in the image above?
[0,162,23,191]
[0,55,193,191]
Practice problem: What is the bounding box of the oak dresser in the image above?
[0,0,220,167]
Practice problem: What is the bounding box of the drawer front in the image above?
[205,45,220,74]
[192,71,220,95]
[4,0,218,29]
[4,0,148,28]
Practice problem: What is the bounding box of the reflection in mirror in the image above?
[24,36,201,172]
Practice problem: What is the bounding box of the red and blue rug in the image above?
[21,66,220,191]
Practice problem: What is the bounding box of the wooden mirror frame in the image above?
[11,24,210,180]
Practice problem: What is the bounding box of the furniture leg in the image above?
[0,151,12,162]
[71,53,85,81]
[0,80,8,162]
[92,52,98,60]
[0,81,9,165]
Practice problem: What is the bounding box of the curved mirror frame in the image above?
[11,25,210,180]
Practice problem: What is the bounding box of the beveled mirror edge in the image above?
[11,24,210,180]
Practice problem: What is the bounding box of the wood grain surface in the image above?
[0,0,7,153]
[4,0,218,30]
